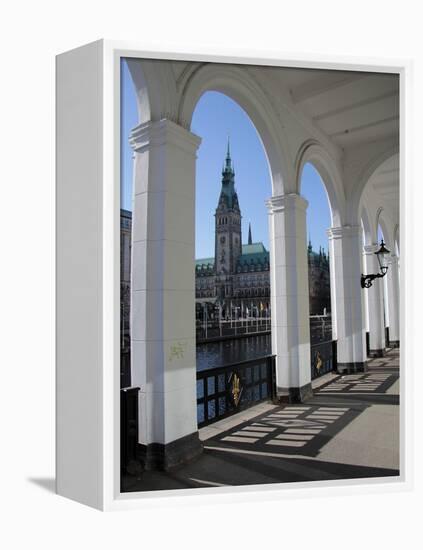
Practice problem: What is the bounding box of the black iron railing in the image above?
[121,348,131,389]
[120,387,141,475]
[309,315,333,344]
[385,326,390,348]
[196,318,271,342]
[196,355,276,428]
[310,340,337,380]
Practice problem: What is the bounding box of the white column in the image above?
[386,253,400,346]
[129,119,202,469]
[329,245,338,341]
[267,194,312,402]
[328,226,367,373]
[363,244,386,356]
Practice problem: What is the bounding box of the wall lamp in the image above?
[361,239,390,289]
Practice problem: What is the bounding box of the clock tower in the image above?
[215,141,242,303]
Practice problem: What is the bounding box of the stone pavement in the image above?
[122,349,399,492]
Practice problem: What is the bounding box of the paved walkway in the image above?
[122,349,399,492]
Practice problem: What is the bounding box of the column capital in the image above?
[130,118,202,156]
[327,225,361,240]
[266,193,308,214]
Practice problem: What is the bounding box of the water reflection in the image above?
[196,334,271,372]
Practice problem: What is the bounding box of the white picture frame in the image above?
[56,39,411,511]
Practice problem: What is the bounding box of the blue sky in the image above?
[121,59,332,258]
[120,60,138,212]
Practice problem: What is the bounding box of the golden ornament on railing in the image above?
[231,373,241,407]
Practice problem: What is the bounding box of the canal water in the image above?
[196,333,271,372]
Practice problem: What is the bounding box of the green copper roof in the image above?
[195,257,215,268]
[241,243,267,255]
[238,242,269,266]
[195,242,270,270]
[307,243,329,267]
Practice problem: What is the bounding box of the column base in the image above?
[368,348,385,358]
[275,382,313,404]
[337,361,367,374]
[137,431,203,471]
[389,340,400,348]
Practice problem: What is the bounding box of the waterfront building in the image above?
[119,144,331,350]
[120,209,131,347]
[194,143,331,319]
[120,209,132,386]
[307,241,331,316]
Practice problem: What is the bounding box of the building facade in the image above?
[194,144,331,318]
[307,241,331,316]
[119,146,331,345]
[120,208,132,386]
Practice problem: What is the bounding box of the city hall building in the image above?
[194,144,330,318]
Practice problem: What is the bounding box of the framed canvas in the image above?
[56,40,411,511]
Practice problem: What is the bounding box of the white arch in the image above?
[295,139,346,227]
[347,147,399,226]
[393,224,400,255]
[376,208,393,249]
[126,58,178,125]
[360,204,373,246]
[375,207,384,240]
[178,63,293,196]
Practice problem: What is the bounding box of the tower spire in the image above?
[248,222,252,245]
[219,138,236,208]
[225,137,232,171]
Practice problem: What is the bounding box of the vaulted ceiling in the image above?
[260,67,399,149]
[169,60,399,226]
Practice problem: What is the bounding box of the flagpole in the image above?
[230,300,233,330]
[256,303,258,333]
[219,303,222,337]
